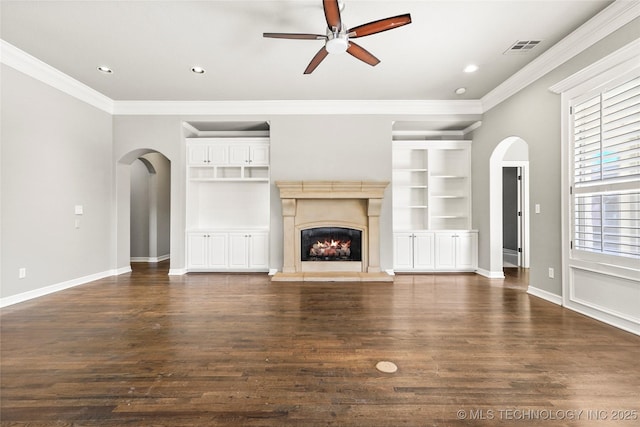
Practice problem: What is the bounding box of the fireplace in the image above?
[272,181,392,282]
[301,227,362,262]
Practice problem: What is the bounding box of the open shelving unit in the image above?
[392,140,471,231]
[392,138,477,272]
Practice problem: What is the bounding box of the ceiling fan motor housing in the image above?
[326,34,349,54]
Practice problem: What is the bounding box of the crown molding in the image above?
[111,99,483,116]
[481,0,640,112]
[549,38,640,94]
[2,0,635,118]
[0,39,114,114]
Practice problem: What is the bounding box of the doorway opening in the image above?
[489,137,530,279]
[130,153,171,264]
[502,163,529,268]
[117,149,172,275]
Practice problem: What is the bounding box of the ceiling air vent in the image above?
[504,40,542,55]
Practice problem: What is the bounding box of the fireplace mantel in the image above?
[272,180,392,282]
[276,181,389,199]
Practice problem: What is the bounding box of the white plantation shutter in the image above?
[572,75,640,259]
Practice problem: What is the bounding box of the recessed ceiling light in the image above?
[464,64,478,73]
[97,66,113,74]
[455,87,467,95]
[191,66,206,74]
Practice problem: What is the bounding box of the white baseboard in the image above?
[116,266,132,275]
[268,268,278,276]
[0,267,131,308]
[168,268,186,275]
[130,254,170,263]
[527,285,562,305]
[476,268,505,279]
[385,269,396,276]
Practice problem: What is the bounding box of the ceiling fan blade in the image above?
[348,13,412,38]
[263,32,327,40]
[304,46,329,74]
[346,42,380,66]
[323,0,342,30]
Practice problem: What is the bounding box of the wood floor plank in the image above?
[1,262,639,426]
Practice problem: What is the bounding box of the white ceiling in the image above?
[1,0,614,103]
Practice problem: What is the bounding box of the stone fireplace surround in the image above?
[272,181,392,282]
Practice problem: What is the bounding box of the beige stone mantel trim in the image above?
[274,180,391,281]
[276,181,389,199]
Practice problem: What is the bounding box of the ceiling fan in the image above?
[263,0,411,74]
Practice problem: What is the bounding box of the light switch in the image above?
[535,204,540,214]
[75,205,83,215]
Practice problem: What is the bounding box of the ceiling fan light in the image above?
[326,37,348,54]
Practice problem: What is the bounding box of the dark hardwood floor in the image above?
[1,262,638,426]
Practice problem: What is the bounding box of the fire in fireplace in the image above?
[301,227,362,262]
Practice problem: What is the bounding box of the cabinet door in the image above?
[187,145,210,165]
[455,232,478,270]
[434,233,456,270]
[393,233,414,270]
[187,234,208,268]
[228,233,249,268]
[207,233,228,268]
[229,145,250,165]
[249,145,270,165]
[248,233,269,269]
[414,233,435,270]
[209,145,229,165]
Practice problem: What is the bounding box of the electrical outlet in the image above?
[75,219,81,229]
[548,267,554,279]
[19,268,26,279]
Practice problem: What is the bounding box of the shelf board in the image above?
[190,178,269,182]
[431,215,467,219]
[393,168,428,172]
[431,195,465,199]
[430,175,467,179]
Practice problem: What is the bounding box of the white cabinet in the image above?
[229,232,269,270]
[186,135,270,272]
[187,138,269,181]
[229,144,269,166]
[187,231,268,271]
[187,233,228,269]
[392,138,476,272]
[434,231,477,271]
[188,143,228,165]
[394,232,435,271]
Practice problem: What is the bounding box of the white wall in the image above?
[470,17,640,296]
[269,115,393,270]
[130,159,151,258]
[1,65,113,300]
[113,114,394,273]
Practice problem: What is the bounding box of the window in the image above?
[572,75,639,259]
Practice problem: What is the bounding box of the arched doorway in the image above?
[116,149,171,273]
[130,154,171,263]
[489,137,530,278]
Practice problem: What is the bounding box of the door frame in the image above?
[502,160,530,268]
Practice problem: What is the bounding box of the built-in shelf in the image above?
[391,138,476,272]
[186,136,270,271]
